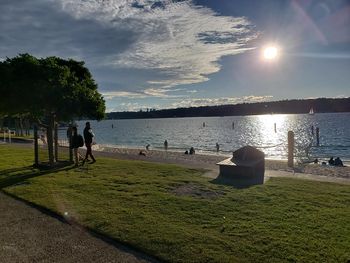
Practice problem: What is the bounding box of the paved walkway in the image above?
[0,192,156,263]
[265,169,350,184]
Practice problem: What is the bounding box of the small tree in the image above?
[0,54,105,166]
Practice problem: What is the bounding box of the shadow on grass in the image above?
[1,162,162,263]
[0,161,75,189]
[211,174,264,189]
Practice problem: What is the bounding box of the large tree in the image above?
[0,54,105,165]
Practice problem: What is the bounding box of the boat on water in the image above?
[309,107,314,115]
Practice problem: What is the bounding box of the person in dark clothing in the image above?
[328,157,335,166]
[189,147,195,155]
[334,157,344,167]
[71,126,83,166]
[83,122,96,165]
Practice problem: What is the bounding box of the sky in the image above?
[1,0,349,112]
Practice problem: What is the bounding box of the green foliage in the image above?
[1,144,350,263]
[0,53,105,121]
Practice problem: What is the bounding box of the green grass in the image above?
[1,144,349,262]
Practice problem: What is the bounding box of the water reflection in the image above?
[61,113,350,160]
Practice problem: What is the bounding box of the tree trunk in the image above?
[25,119,30,136]
[14,119,19,136]
[47,114,55,166]
[54,121,58,162]
[34,124,39,167]
[19,117,24,137]
[68,123,73,163]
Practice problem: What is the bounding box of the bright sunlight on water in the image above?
[65,113,350,161]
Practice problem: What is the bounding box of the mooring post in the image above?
[274,123,277,133]
[316,127,320,146]
[288,131,294,168]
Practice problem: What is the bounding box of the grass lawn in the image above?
[1,144,349,262]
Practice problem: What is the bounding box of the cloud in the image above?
[108,102,158,112]
[55,0,257,89]
[103,94,273,112]
[167,95,273,108]
[102,91,147,100]
[1,0,258,108]
[186,90,198,93]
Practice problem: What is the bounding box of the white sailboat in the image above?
[309,107,314,115]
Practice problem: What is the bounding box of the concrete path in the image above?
[0,192,156,263]
[265,169,350,185]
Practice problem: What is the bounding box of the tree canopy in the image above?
[0,53,105,121]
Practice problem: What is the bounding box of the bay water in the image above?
[68,113,350,161]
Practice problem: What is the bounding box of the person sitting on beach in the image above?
[139,150,146,156]
[334,157,344,167]
[189,147,195,155]
[328,157,335,166]
[184,150,189,154]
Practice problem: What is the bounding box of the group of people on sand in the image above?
[70,122,96,167]
[328,157,344,167]
[184,147,195,155]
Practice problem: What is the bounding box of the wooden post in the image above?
[274,123,277,133]
[34,125,39,167]
[288,131,294,168]
[316,127,320,146]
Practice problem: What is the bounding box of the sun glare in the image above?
[263,46,278,60]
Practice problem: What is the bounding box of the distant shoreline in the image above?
[107,97,350,120]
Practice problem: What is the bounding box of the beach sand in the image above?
[91,145,350,182]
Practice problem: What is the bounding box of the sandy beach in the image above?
[91,145,350,182]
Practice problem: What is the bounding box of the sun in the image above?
[263,46,278,60]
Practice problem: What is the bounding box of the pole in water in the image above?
[274,123,277,133]
[232,122,234,129]
[203,122,205,127]
[311,125,314,135]
[288,131,294,168]
[316,127,320,146]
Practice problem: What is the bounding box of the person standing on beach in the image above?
[83,122,96,165]
[164,140,168,150]
[216,142,220,152]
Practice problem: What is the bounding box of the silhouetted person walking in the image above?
[71,126,84,166]
[83,122,96,165]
